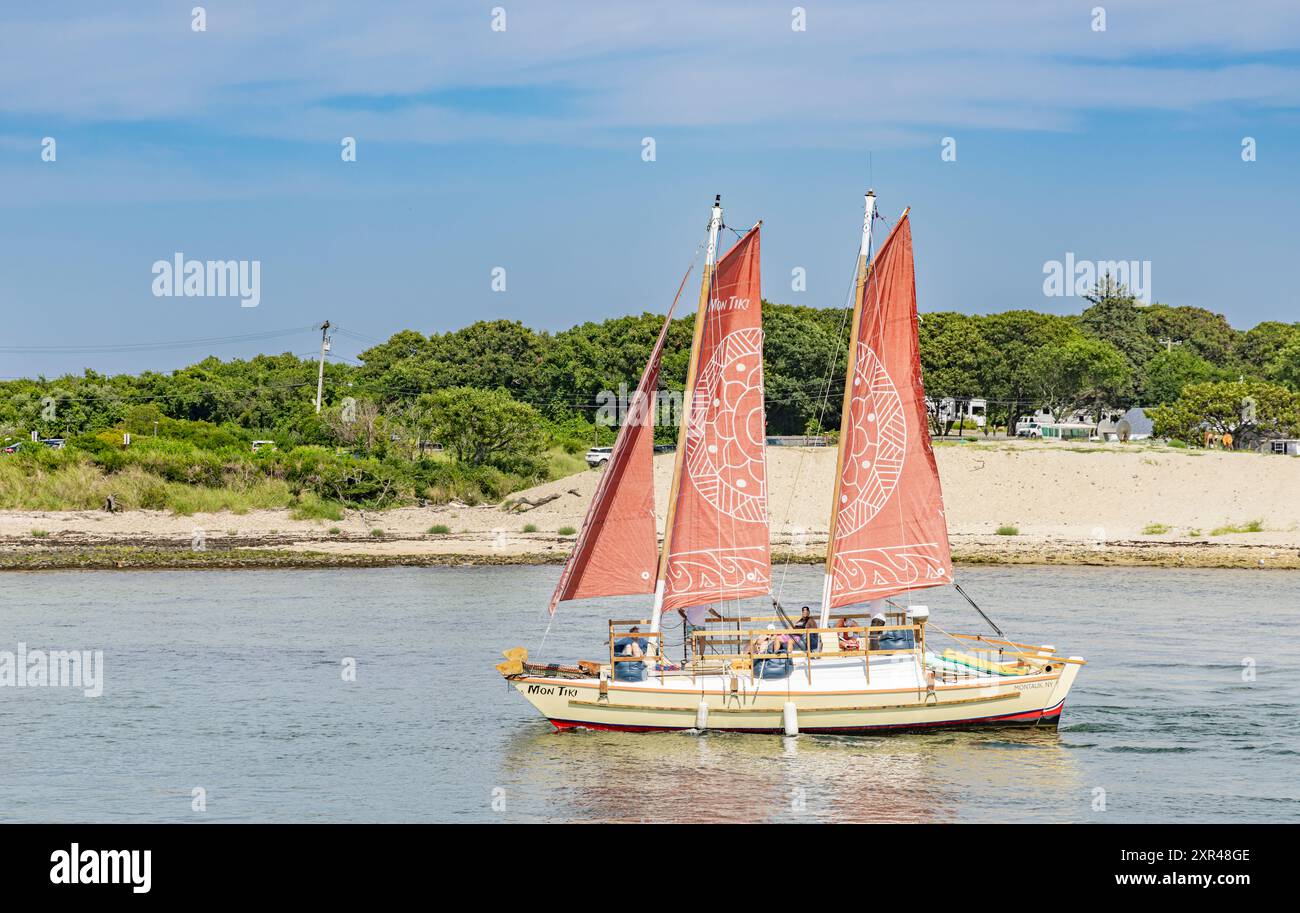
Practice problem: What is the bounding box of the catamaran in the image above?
[497,192,1084,734]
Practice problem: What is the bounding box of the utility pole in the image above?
[315,320,331,414]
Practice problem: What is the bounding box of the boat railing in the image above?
[939,631,1084,666]
[602,618,1078,687]
[607,620,669,684]
[688,623,923,685]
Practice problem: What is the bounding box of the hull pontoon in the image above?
[500,613,1084,735]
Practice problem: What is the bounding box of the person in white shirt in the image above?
[678,604,721,661]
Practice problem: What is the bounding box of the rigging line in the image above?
[538,229,707,647]
[772,229,865,604]
[952,582,1006,639]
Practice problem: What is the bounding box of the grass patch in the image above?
[522,523,539,533]
[557,525,577,536]
[370,528,385,538]
[995,524,1019,536]
[1210,520,1264,536]
[1187,528,1203,537]
[163,478,294,515]
[1142,523,1172,535]
[328,527,341,535]
[30,529,49,538]
[290,492,344,522]
[546,446,589,480]
[427,524,451,535]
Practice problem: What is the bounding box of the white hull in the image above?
[509,654,1081,734]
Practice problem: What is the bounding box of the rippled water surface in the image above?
[1,565,1297,822]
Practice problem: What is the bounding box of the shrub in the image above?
[428,524,451,535]
[290,492,344,521]
[1210,520,1264,535]
[995,524,1019,536]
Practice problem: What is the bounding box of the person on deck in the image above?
[754,624,793,679]
[612,626,648,682]
[868,613,888,652]
[837,618,860,653]
[792,606,820,653]
[677,604,721,662]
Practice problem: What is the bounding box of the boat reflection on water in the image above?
[497,720,1084,823]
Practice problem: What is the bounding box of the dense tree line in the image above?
[2,282,1299,510]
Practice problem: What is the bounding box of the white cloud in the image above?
[0,0,1297,146]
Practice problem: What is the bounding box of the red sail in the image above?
[548,308,677,614]
[827,214,952,607]
[662,226,770,612]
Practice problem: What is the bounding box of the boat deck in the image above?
[603,653,989,694]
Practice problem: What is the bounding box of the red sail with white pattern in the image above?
[662,226,770,612]
[827,213,952,607]
[547,303,680,614]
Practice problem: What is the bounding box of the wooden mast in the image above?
[649,195,723,634]
[819,190,875,629]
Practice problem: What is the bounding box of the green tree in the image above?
[424,387,547,474]
[1142,347,1218,405]
[1078,281,1156,391]
[1143,304,1238,365]
[1023,335,1130,422]
[1266,338,1300,391]
[762,303,847,436]
[1148,381,1300,447]
[977,310,1077,435]
[918,312,1000,435]
[1238,322,1300,376]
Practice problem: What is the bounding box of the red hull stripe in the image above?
[548,700,1066,734]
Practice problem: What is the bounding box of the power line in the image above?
[0,325,319,355]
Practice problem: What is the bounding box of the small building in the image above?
[1017,407,1091,435]
[1096,407,1153,442]
[1265,439,1300,456]
[1038,422,1095,442]
[927,397,987,430]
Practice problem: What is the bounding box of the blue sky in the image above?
[2,0,1298,377]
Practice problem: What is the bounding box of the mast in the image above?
[820,190,875,629]
[649,194,723,634]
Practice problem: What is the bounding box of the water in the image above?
[0,564,1296,822]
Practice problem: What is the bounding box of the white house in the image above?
[927,396,987,429]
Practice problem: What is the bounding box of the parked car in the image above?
[585,446,613,468]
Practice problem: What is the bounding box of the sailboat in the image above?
[497,192,1084,734]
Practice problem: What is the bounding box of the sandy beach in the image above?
[3,439,1299,570]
